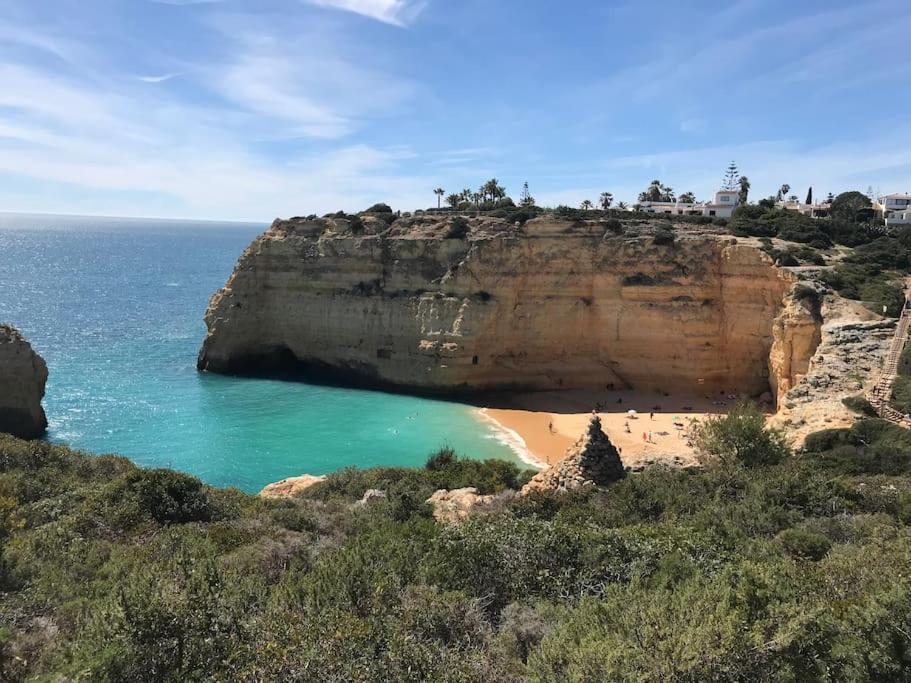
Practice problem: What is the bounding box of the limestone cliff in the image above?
[0,325,48,439]
[198,215,810,399]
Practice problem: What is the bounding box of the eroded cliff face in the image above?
[0,325,48,439]
[198,216,812,399]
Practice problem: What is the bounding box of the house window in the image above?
[709,210,716,216]
[720,196,730,202]
[472,355,479,365]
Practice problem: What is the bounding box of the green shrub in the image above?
[99,469,214,527]
[445,217,470,239]
[365,203,393,213]
[841,395,877,417]
[691,403,790,468]
[777,527,832,561]
[804,419,911,475]
[652,228,675,245]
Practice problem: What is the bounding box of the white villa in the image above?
[638,189,740,219]
[777,198,831,218]
[876,193,911,227]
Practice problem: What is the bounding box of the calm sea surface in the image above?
[0,213,521,492]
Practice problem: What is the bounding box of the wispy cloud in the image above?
[302,0,425,26]
[137,72,181,83]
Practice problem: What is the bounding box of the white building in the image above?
[638,190,740,219]
[777,199,830,218]
[877,193,911,227]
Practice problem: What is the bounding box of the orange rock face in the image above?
[198,216,813,400]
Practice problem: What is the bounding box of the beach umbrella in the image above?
[627,409,637,417]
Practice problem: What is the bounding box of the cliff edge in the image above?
[0,325,48,439]
[199,214,814,401]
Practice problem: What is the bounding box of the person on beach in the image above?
[649,411,654,420]
[643,432,647,442]
[548,420,554,434]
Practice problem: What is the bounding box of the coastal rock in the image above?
[198,216,813,400]
[522,415,625,494]
[770,297,895,444]
[0,325,48,439]
[259,474,326,499]
[425,487,500,523]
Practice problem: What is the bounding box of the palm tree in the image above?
[778,184,790,202]
[446,193,461,209]
[617,201,628,210]
[480,178,505,204]
[599,192,613,210]
[639,179,674,202]
[738,176,750,205]
[434,187,445,209]
[678,191,696,204]
[580,199,593,210]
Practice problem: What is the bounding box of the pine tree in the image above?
[722,161,740,191]
[519,182,535,208]
[806,187,813,205]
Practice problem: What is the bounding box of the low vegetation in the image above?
[892,345,911,415]
[3,415,911,681]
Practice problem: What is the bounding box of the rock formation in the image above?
[199,215,814,400]
[770,295,895,442]
[259,474,326,498]
[522,415,625,494]
[0,325,48,439]
[425,487,502,523]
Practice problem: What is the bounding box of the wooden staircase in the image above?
[868,295,911,426]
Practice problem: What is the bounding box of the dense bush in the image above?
[803,418,911,475]
[841,394,878,416]
[445,217,470,239]
[3,424,911,680]
[892,346,911,414]
[652,227,675,245]
[691,403,790,468]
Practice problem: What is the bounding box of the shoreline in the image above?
[474,408,550,470]
[473,389,737,471]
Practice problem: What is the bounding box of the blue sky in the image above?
[1,0,910,221]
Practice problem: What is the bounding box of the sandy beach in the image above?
[478,388,744,470]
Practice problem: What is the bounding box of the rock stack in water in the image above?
[0,325,48,439]
[522,415,625,494]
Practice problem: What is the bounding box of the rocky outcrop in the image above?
[769,293,823,404]
[425,487,503,523]
[0,325,48,439]
[259,474,326,498]
[199,216,811,400]
[522,415,625,494]
[770,295,892,443]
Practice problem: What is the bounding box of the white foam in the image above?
[474,408,546,470]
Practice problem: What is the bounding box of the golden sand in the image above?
[478,389,740,469]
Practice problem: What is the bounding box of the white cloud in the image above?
[137,73,181,83]
[302,0,425,26]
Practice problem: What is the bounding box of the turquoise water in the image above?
[0,214,521,492]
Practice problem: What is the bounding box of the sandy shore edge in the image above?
[474,408,548,470]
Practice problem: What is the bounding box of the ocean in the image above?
[0,213,523,492]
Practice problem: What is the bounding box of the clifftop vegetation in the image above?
[2,420,911,680]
